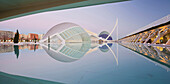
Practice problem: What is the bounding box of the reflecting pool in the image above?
[0,43,170,84]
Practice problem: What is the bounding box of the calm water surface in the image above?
[0,43,170,84]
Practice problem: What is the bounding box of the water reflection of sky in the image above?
[0,43,170,84]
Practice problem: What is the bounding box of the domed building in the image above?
[41,22,91,43]
[40,22,92,62]
[99,31,112,40]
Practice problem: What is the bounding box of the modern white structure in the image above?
[40,22,95,62]
[40,22,118,63]
[119,15,170,45]
[41,22,91,44]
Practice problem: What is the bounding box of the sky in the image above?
[0,0,169,39]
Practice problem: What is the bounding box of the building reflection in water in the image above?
[40,22,118,63]
[42,42,119,65]
[119,43,170,71]
[0,42,118,64]
[1,42,169,71]
[42,42,91,62]
[0,45,14,53]
[0,44,42,59]
[99,43,112,52]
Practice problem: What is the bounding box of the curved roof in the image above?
[42,22,80,40]
[99,31,112,40]
[99,31,109,36]
[125,14,170,37]
[0,0,128,21]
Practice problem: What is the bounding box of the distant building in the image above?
[0,30,14,42]
[28,33,39,42]
[38,34,44,40]
[0,30,44,42]
[99,31,112,40]
[19,34,28,42]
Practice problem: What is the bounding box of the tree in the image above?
[34,35,37,43]
[14,29,19,43]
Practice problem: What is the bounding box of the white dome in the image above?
[42,22,79,40]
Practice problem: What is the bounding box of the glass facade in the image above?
[49,35,62,43]
[59,27,90,43]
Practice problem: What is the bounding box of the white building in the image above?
[41,22,91,44]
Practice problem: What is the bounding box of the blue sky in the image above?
[0,0,169,39]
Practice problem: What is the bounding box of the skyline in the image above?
[0,0,169,39]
